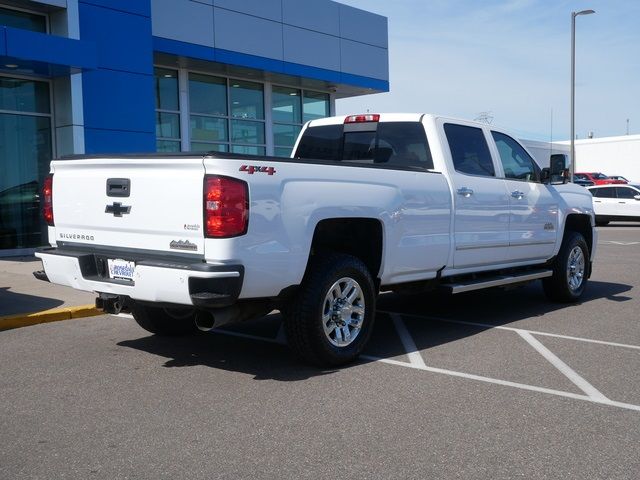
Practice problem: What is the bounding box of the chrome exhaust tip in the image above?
[194,311,216,332]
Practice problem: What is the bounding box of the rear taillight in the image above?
[42,174,54,226]
[204,175,249,238]
[344,114,380,124]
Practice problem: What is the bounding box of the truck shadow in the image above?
[0,286,64,317]
[117,279,632,381]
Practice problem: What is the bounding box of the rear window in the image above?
[294,122,434,170]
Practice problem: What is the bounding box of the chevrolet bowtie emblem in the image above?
[105,202,131,217]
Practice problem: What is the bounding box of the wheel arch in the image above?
[563,213,593,256]
[307,217,384,282]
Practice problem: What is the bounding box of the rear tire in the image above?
[543,231,589,302]
[283,253,376,367]
[131,304,198,336]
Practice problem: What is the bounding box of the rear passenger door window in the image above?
[594,187,616,198]
[444,124,495,176]
[491,131,540,182]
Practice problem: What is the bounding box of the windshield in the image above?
[593,173,609,179]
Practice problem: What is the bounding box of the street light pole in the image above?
[570,9,595,181]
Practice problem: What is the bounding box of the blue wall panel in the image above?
[79,3,152,75]
[79,0,151,17]
[82,69,155,132]
[213,0,282,22]
[4,27,96,70]
[283,26,340,72]
[151,0,214,47]
[84,128,156,154]
[80,0,155,153]
[339,4,388,49]
[340,39,389,81]
[282,0,340,37]
[214,8,283,60]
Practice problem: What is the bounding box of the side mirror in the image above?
[634,194,640,201]
[547,154,568,184]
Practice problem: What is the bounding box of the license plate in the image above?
[107,258,136,281]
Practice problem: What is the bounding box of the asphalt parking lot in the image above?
[1,225,639,479]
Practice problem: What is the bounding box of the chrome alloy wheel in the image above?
[566,245,586,292]
[322,277,366,347]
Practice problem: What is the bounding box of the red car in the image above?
[574,172,626,185]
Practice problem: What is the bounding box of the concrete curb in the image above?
[0,305,102,331]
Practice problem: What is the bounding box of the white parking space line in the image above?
[601,241,640,245]
[360,354,640,413]
[517,330,609,402]
[390,313,427,369]
[378,311,640,351]
[207,326,640,413]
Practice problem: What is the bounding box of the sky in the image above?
[335,0,640,141]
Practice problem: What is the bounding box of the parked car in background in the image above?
[608,175,630,183]
[572,178,595,187]
[587,184,640,225]
[575,172,626,185]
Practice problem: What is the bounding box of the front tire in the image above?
[131,303,198,336]
[543,231,589,302]
[283,253,376,367]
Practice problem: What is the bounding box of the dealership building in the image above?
[0,0,389,255]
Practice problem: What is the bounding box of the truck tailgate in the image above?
[50,157,206,255]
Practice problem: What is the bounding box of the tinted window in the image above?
[616,187,637,199]
[492,131,540,182]
[0,6,46,33]
[444,124,495,176]
[592,187,616,198]
[295,125,342,161]
[574,173,588,180]
[295,122,434,169]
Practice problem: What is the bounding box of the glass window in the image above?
[0,6,46,33]
[154,68,180,152]
[273,124,301,148]
[231,119,265,145]
[444,124,495,177]
[156,140,180,153]
[0,111,52,250]
[191,142,228,153]
[0,77,50,113]
[230,81,263,119]
[375,122,433,169]
[492,131,540,182]
[231,145,266,155]
[616,187,637,199]
[154,68,179,111]
[303,91,329,122]
[294,125,342,161]
[190,116,227,142]
[275,147,293,158]
[155,112,180,140]
[294,122,433,170]
[592,187,616,198]
[189,74,227,116]
[272,87,301,123]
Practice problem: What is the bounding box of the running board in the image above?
[441,270,553,294]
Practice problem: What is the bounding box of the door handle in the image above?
[457,187,474,198]
[511,190,525,199]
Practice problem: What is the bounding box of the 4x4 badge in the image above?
[105,202,131,217]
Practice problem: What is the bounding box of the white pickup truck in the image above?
[35,113,597,366]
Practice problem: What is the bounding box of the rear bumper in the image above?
[35,246,243,308]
